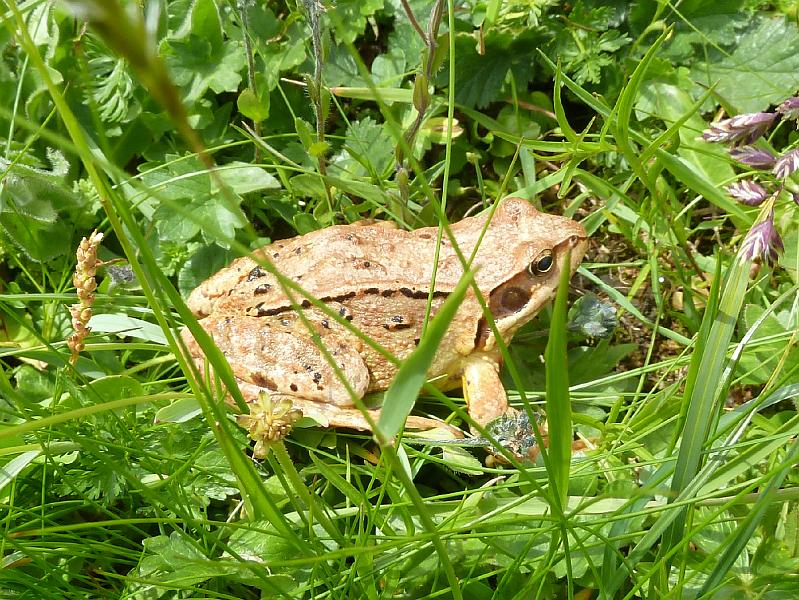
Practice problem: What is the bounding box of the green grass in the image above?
[2,0,799,598]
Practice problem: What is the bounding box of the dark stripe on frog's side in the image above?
[474,318,491,349]
[250,287,448,317]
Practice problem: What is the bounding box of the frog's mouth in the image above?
[475,233,587,350]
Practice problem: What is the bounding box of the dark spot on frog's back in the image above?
[247,266,266,282]
[352,258,374,270]
[252,373,277,390]
[383,314,412,331]
[254,283,271,295]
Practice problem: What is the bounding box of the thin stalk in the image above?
[301,0,333,213]
[395,0,445,204]
[237,0,261,161]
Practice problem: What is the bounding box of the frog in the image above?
[182,197,588,456]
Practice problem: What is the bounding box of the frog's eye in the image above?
[528,250,553,276]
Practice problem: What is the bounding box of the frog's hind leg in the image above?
[186,314,462,439]
[290,396,460,435]
[237,381,461,437]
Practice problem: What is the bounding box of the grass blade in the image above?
[544,250,574,507]
[660,255,750,559]
[376,269,474,442]
[700,438,799,594]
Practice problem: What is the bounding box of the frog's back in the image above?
[189,222,466,318]
[186,197,553,318]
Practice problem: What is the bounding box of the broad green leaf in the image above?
[329,117,394,178]
[154,397,202,423]
[692,16,799,112]
[780,220,798,284]
[0,210,72,262]
[440,31,540,108]
[162,35,247,104]
[371,48,406,85]
[0,451,40,494]
[189,0,223,51]
[637,78,735,187]
[194,194,248,245]
[177,243,236,296]
[88,314,168,344]
[214,162,280,195]
[137,532,220,587]
[0,156,85,261]
[226,521,307,563]
[86,375,145,403]
[140,157,249,246]
[326,0,384,44]
[237,87,270,122]
[441,445,483,475]
[660,8,749,62]
[489,105,542,158]
[738,304,799,384]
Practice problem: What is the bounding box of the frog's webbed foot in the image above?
[484,411,547,464]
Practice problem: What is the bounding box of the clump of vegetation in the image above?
[1,1,799,597]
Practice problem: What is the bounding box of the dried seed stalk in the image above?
[68,230,104,365]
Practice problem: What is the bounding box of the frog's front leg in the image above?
[461,351,546,461]
[461,351,512,427]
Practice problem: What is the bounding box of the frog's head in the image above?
[475,197,588,350]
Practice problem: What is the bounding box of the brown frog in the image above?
[182,197,587,454]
